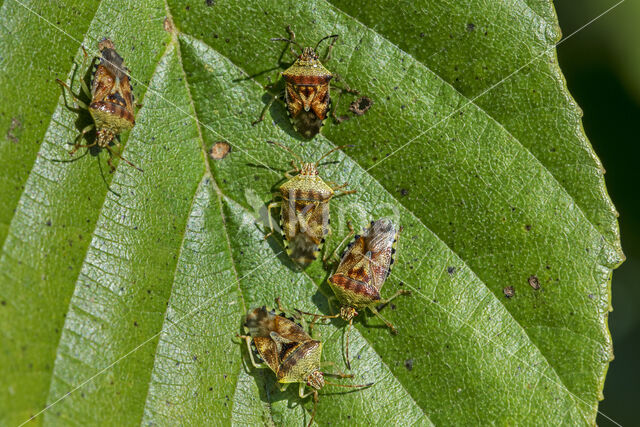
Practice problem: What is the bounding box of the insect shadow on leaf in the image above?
[252,25,363,139]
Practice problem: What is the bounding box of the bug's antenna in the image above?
[267,140,304,166]
[323,380,374,389]
[315,34,339,51]
[345,318,353,369]
[270,37,304,54]
[315,144,354,166]
[106,147,143,172]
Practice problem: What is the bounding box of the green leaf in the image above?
[0,0,623,425]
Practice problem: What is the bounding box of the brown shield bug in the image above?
[299,219,411,368]
[265,141,355,268]
[56,38,141,171]
[237,303,372,426]
[252,26,360,139]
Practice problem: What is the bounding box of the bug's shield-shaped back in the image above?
[89,40,135,134]
[245,307,314,376]
[281,199,329,266]
[360,219,399,289]
[285,82,330,138]
[329,219,399,307]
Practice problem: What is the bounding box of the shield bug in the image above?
[253,26,360,139]
[300,219,410,368]
[237,304,372,427]
[56,38,141,171]
[265,141,355,268]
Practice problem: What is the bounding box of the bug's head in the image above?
[267,141,355,177]
[340,306,358,321]
[95,129,116,148]
[300,162,319,176]
[299,47,319,62]
[306,369,325,390]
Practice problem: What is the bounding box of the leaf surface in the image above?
[0,0,622,425]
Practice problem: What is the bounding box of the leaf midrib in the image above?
[6,1,597,423]
[174,29,584,412]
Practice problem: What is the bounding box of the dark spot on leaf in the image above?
[205,0,215,5]
[528,275,540,290]
[0,301,6,306]
[46,220,52,226]
[404,358,414,371]
[349,96,373,115]
[400,188,408,196]
[503,286,515,298]
[466,23,476,32]
[447,266,455,275]
[133,321,138,327]
[185,5,190,10]
[208,386,213,391]
[7,117,21,143]
[163,17,174,33]
[524,224,531,231]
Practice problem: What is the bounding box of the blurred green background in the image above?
[555,1,639,425]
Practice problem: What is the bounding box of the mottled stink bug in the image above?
[300,219,410,368]
[253,26,359,139]
[237,304,372,426]
[56,38,141,171]
[266,141,355,267]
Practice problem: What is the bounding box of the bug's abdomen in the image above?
[89,101,135,133]
[281,200,329,266]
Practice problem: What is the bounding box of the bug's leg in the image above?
[330,74,361,123]
[333,73,360,95]
[236,334,268,369]
[295,307,340,330]
[56,79,89,110]
[78,46,93,100]
[252,92,278,126]
[326,181,356,198]
[276,297,311,332]
[297,383,319,427]
[321,35,339,62]
[320,361,354,379]
[323,220,354,263]
[368,305,398,335]
[265,201,280,240]
[69,142,96,155]
[378,289,412,308]
[334,189,357,198]
[106,145,143,172]
[276,382,289,392]
[330,88,360,124]
[344,318,354,369]
[285,25,299,58]
[305,389,319,427]
[284,160,300,179]
[69,123,96,155]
